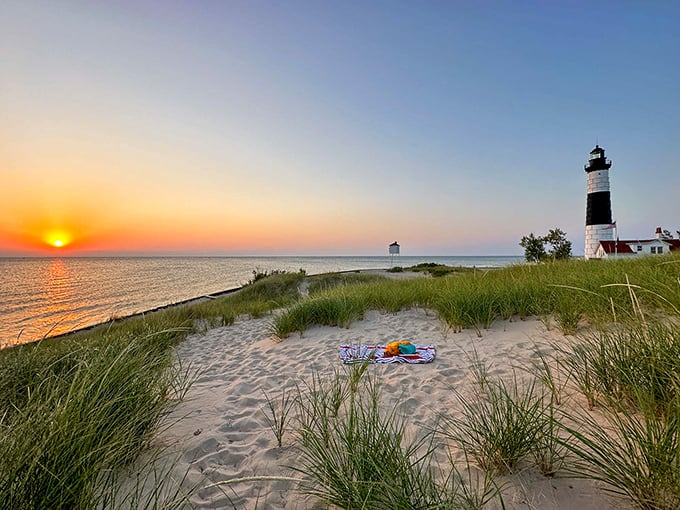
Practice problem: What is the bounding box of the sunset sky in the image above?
[2,1,679,256]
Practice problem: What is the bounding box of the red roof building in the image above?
[595,227,680,258]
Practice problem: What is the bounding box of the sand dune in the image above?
[150,308,626,509]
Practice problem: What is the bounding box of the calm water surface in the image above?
[0,256,522,347]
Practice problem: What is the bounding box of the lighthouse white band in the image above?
[585,224,615,260]
[587,170,610,194]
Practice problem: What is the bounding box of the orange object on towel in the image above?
[384,341,411,357]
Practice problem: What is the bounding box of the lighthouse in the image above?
[584,145,614,259]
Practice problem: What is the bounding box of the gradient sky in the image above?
[2,1,679,256]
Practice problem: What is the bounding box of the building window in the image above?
[637,245,642,251]
[651,247,657,254]
[658,247,663,254]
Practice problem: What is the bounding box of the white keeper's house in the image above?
[594,227,680,259]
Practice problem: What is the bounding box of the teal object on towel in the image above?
[398,343,417,355]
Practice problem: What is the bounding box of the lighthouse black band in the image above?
[586,191,612,226]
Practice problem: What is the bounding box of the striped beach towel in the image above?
[338,344,436,364]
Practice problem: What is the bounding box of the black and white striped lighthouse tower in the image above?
[584,145,614,259]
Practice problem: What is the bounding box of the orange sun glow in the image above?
[44,231,72,249]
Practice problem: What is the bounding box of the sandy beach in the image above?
[145,288,629,510]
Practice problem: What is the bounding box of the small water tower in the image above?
[388,241,400,265]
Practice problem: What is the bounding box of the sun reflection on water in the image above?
[37,259,84,339]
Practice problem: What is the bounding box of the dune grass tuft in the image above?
[292,365,503,509]
[439,369,552,475]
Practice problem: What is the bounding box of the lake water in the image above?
[0,255,522,347]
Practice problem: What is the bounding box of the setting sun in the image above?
[44,231,72,249]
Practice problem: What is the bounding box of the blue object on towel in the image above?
[399,343,417,354]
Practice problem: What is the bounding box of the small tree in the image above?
[520,233,546,263]
[544,228,572,260]
[520,229,572,263]
[661,229,673,240]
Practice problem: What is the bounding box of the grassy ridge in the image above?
[274,255,680,338]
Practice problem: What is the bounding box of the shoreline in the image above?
[35,285,245,344]
[17,267,410,345]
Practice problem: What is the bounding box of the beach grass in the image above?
[554,318,680,510]
[439,369,552,475]
[292,365,503,509]
[560,385,680,510]
[2,253,680,508]
[0,330,190,509]
[190,270,305,328]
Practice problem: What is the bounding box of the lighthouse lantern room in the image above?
[584,145,614,259]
